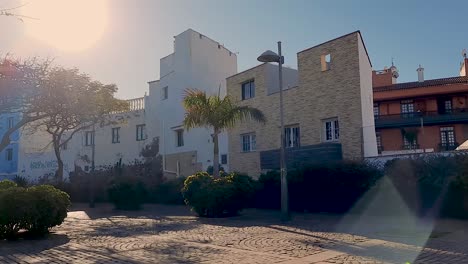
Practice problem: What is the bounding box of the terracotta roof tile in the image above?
[374,76,468,92]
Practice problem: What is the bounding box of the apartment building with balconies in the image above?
[373,58,468,155]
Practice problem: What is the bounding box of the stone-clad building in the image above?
[227,31,378,177]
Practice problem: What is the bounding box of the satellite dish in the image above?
[462,49,467,59]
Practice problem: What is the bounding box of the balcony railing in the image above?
[402,144,420,150]
[375,108,468,128]
[439,143,458,151]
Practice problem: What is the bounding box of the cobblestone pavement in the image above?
[0,204,467,264]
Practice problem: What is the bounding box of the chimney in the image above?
[460,58,468,77]
[417,65,424,82]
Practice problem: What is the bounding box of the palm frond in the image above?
[182,89,265,131]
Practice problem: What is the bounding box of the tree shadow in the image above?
[0,233,70,255]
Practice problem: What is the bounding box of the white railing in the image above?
[126,97,145,111]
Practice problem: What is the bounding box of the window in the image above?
[85,131,95,146]
[241,80,255,100]
[7,117,14,129]
[376,132,382,153]
[241,133,256,152]
[401,99,415,117]
[62,141,68,150]
[321,53,331,71]
[112,127,120,143]
[161,86,168,100]
[136,124,146,141]
[176,129,184,147]
[323,118,339,142]
[403,135,418,149]
[221,154,228,165]
[440,127,456,148]
[285,126,300,148]
[5,148,12,161]
[373,103,380,118]
[444,99,452,113]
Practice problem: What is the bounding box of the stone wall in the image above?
[227,32,367,177]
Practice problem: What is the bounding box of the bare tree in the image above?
[0,56,52,152]
[0,3,37,21]
[29,67,129,181]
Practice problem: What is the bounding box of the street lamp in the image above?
[257,42,289,221]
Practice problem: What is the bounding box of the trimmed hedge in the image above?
[182,172,255,217]
[255,161,382,213]
[149,177,186,205]
[385,156,468,218]
[108,177,147,210]
[0,181,70,240]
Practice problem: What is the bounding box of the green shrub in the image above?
[108,177,146,210]
[150,177,186,205]
[255,161,382,213]
[0,185,70,240]
[0,180,17,190]
[13,176,29,188]
[0,187,31,240]
[26,185,71,236]
[182,172,255,217]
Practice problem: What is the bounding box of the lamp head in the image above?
[257,50,280,63]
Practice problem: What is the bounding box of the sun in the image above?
[22,0,109,52]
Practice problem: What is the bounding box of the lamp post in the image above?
[257,42,289,221]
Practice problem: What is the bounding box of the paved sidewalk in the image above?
[0,204,467,263]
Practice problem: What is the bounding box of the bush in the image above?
[0,180,17,190]
[108,177,146,210]
[255,161,382,213]
[385,155,468,218]
[182,172,255,217]
[0,185,70,240]
[26,185,71,236]
[13,176,29,188]
[150,177,186,205]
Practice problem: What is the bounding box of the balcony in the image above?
[375,108,468,128]
[439,143,459,152]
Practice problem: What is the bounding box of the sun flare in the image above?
[22,0,109,52]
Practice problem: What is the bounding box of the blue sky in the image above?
[1,0,467,98]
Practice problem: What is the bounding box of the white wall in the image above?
[79,110,148,170]
[17,108,148,182]
[358,33,378,157]
[146,29,237,172]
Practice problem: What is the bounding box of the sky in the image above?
[1,0,468,99]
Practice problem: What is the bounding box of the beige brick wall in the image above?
[227,32,366,178]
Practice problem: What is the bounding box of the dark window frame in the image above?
[241,80,255,100]
[5,148,13,161]
[176,129,184,147]
[136,124,146,141]
[112,127,121,144]
[85,131,95,146]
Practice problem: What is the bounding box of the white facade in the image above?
[17,98,148,182]
[358,35,378,157]
[146,29,237,176]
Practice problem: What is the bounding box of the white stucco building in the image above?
[16,97,148,182]
[146,29,237,177]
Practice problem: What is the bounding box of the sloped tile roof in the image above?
[374,76,468,92]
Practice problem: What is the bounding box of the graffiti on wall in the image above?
[29,160,69,171]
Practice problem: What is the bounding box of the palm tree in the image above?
[183,89,265,177]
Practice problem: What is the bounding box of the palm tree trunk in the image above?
[213,129,220,178]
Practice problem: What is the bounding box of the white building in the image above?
[146,29,237,177]
[17,97,148,182]
[7,29,238,181]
